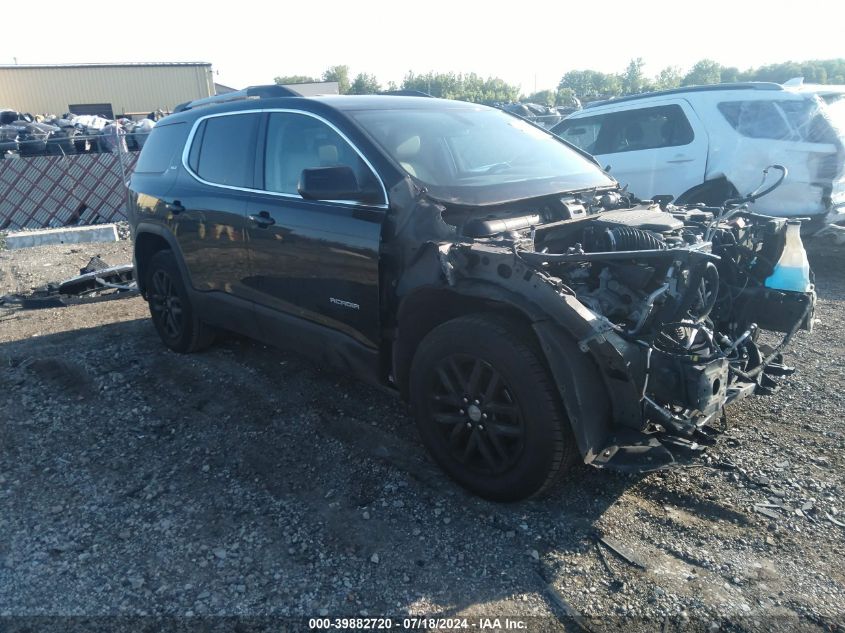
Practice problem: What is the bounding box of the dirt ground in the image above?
[0,236,843,632]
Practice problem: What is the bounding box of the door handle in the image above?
[249,210,276,227]
[667,155,695,164]
[165,200,185,214]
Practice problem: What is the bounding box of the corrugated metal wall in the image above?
[0,64,214,116]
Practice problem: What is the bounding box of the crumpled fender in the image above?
[384,186,648,463]
[439,242,648,460]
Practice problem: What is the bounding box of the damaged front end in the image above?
[415,180,816,472]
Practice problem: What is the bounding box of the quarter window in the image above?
[134,123,187,174]
[191,113,259,188]
[263,112,382,202]
[719,99,838,144]
[718,101,791,140]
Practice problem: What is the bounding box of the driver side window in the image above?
[263,112,382,202]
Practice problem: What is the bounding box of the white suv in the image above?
[552,83,845,237]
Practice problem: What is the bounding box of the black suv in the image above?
[128,86,815,501]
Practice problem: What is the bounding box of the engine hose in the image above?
[594,226,665,252]
[672,261,720,322]
[732,300,810,381]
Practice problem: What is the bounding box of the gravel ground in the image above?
[0,235,843,632]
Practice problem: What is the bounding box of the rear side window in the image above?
[191,113,259,187]
[134,123,187,174]
[718,101,791,140]
[555,104,694,155]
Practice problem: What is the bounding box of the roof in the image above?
[308,95,480,111]
[0,62,211,69]
[584,82,784,109]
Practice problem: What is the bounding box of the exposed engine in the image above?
[440,172,815,458]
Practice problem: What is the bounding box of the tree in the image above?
[524,89,556,106]
[558,69,621,101]
[274,74,318,86]
[719,66,741,83]
[654,66,683,90]
[401,71,519,104]
[322,65,351,94]
[349,73,381,95]
[621,58,650,95]
[555,87,578,108]
[682,59,723,86]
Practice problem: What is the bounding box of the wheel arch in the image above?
[676,175,739,206]
[392,287,543,401]
[393,287,617,465]
[133,223,191,297]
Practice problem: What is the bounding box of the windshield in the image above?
[349,106,614,204]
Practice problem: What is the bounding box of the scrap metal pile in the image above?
[0,109,165,159]
[0,255,136,310]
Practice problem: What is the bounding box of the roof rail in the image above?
[173,84,301,113]
[377,89,434,97]
[584,82,784,109]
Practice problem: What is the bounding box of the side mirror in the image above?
[298,166,380,204]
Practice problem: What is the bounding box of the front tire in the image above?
[409,313,578,501]
[145,249,215,353]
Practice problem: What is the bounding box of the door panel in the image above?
[175,112,260,299]
[246,111,386,349]
[566,101,708,200]
[246,196,383,347]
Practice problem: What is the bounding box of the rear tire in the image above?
[409,313,578,501]
[145,249,215,353]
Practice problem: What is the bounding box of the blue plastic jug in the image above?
[764,220,813,293]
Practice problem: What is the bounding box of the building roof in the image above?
[0,62,211,69]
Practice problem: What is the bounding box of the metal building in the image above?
[0,62,214,118]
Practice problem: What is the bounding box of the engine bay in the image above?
[436,185,816,464]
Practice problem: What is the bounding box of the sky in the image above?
[3,0,844,93]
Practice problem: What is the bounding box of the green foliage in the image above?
[654,66,683,90]
[349,73,381,95]
[401,71,520,103]
[741,59,845,84]
[272,58,845,107]
[274,75,319,86]
[555,88,578,108]
[322,65,351,94]
[523,88,579,108]
[719,66,741,83]
[524,89,556,106]
[621,58,650,95]
[558,69,622,100]
[682,59,723,86]
[557,57,845,103]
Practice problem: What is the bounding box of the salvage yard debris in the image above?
[1,108,164,159]
[0,255,136,309]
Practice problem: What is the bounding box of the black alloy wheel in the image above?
[145,249,215,353]
[410,313,578,501]
[427,354,525,475]
[149,268,183,341]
